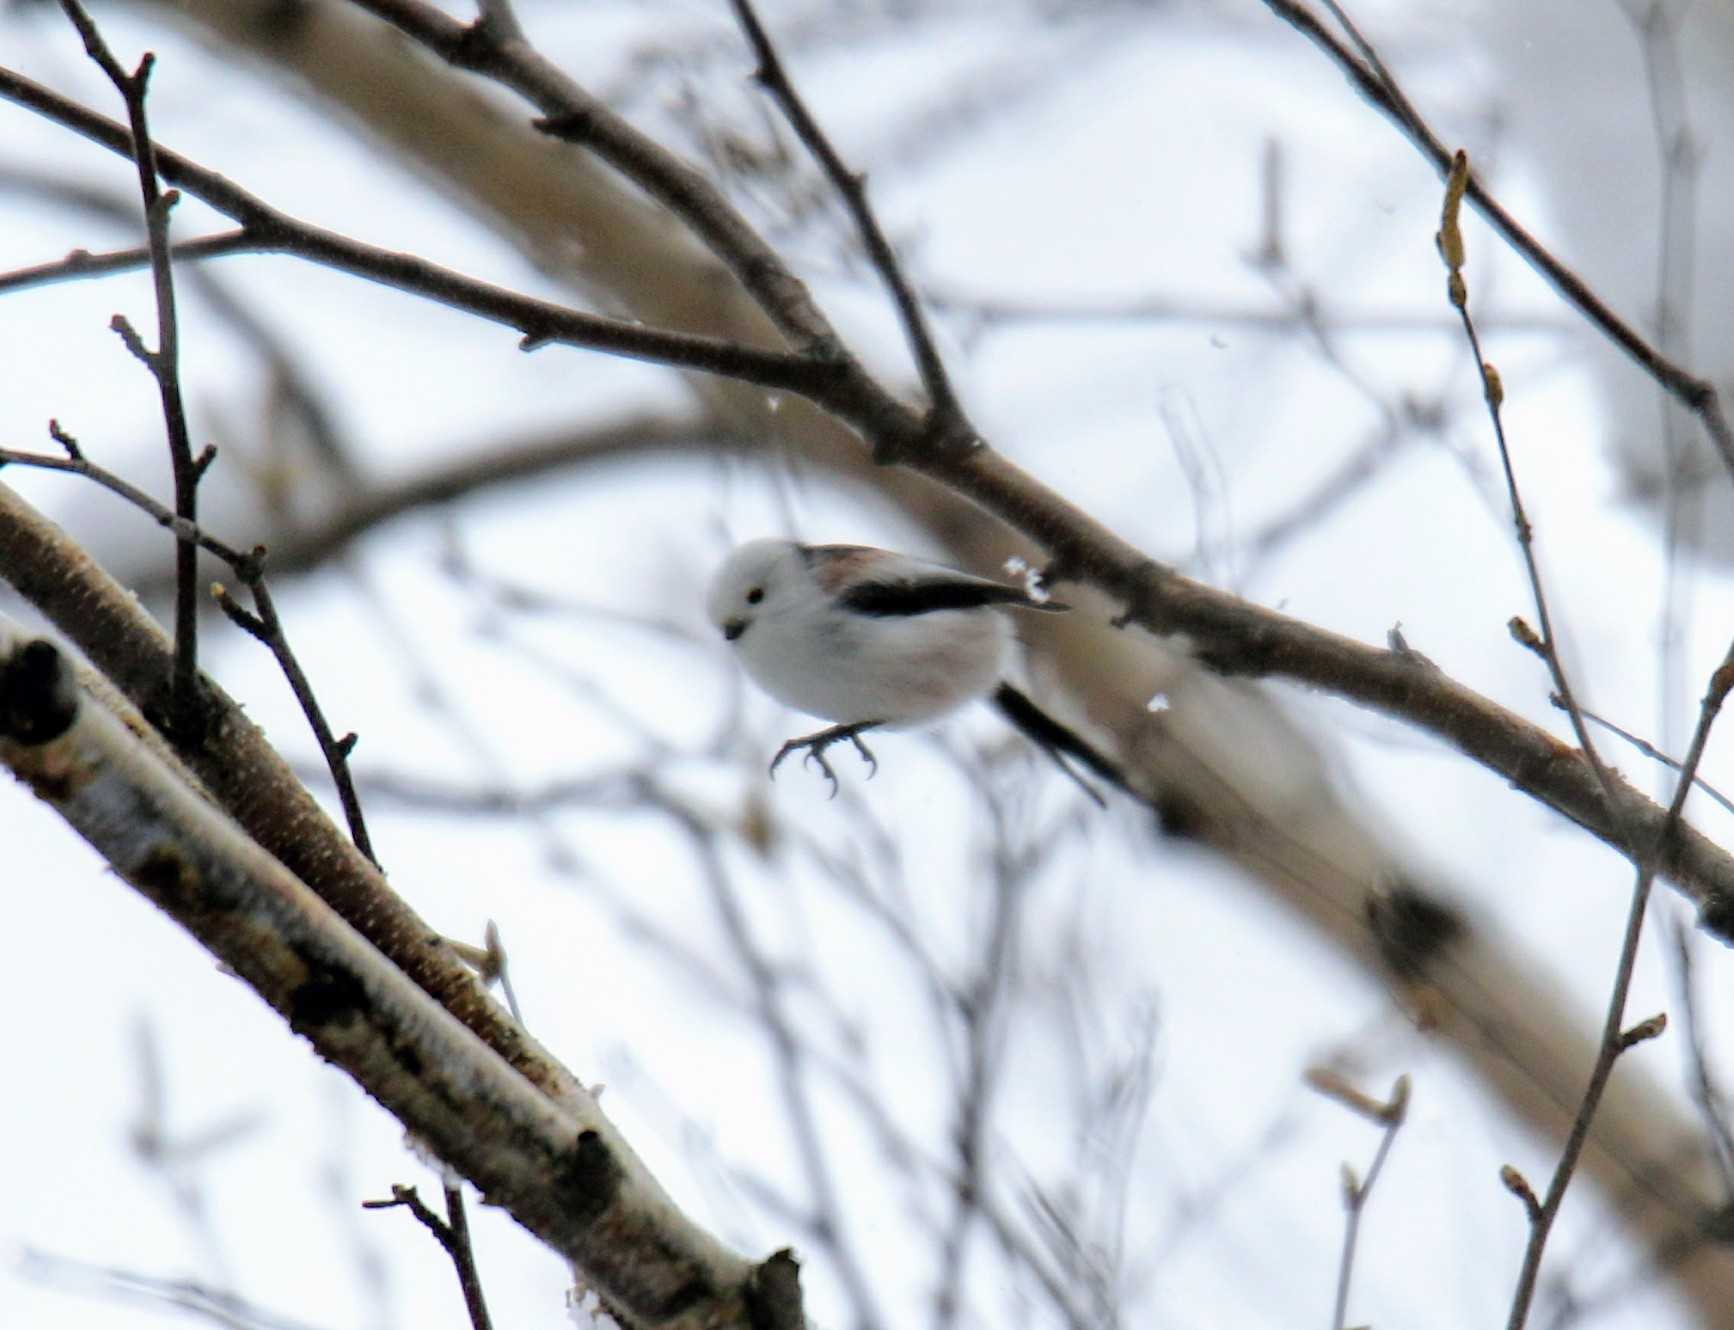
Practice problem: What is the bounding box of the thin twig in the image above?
[672,800,889,1330]
[361,1184,493,1330]
[1431,139,1712,1327]
[4,428,243,565]
[1665,914,1734,1192]
[213,573,376,865]
[1503,642,1734,1328]
[1621,0,1703,757]
[12,4,1734,937]
[1435,149,1627,842]
[1260,0,1734,480]
[1561,697,1734,819]
[1307,1071,1409,1330]
[0,230,254,296]
[934,787,1026,1330]
[0,65,840,405]
[441,1186,492,1330]
[1503,914,1666,1327]
[0,438,376,864]
[1314,0,1427,140]
[923,281,1572,335]
[19,1248,329,1330]
[727,0,968,446]
[58,0,205,730]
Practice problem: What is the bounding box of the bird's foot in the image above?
[769,722,881,798]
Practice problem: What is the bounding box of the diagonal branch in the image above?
[10,54,1730,933]
[4,418,377,864]
[6,4,1734,933]
[0,479,597,1117]
[1258,0,1734,480]
[0,66,836,402]
[0,625,768,1329]
[250,0,1733,935]
[345,0,841,359]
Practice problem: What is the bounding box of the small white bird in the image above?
[706,538,1125,799]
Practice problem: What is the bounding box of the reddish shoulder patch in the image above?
[802,544,886,594]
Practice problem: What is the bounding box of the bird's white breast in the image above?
[737,598,1011,728]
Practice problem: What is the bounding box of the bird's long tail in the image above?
[991,682,1133,808]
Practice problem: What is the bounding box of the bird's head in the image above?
[706,538,802,643]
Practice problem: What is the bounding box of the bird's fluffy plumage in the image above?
[706,539,1058,727]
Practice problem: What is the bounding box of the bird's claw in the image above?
[843,730,877,779]
[768,723,881,798]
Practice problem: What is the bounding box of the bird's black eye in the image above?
[746,587,764,605]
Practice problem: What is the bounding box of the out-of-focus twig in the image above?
[1307,1069,1409,1330]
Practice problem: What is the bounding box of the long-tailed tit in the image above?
[706,538,1127,800]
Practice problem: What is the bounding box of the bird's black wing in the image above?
[838,577,1062,617]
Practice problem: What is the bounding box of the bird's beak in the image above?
[722,619,746,641]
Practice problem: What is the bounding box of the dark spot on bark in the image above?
[256,0,312,41]
[551,1132,719,1318]
[135,844,201,909]
[1367,883,1466,980]
[395,1041,422,1077]
[1702,1201,1734,1244]
[554,1128,622,1226]
[745,1248,804,1330]
[1194,630,1285,677]
[0,639,79,745]
[649,1275,710,1320]
[1153,789,1207,840]
[289,962,370,1033]
[1698,891,1734,948]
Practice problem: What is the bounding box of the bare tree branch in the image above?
[0,65,828,396]
[1504,640,1734,1328]
[0,479,594,1114]
[727,0,964,431]
[7,11,1733,938]
[1259,0,1734,480]
[362,1185,495,1330]
[58,0,206,728]
[7,4,1734,1321]
[1307,1070,1409,1330]
[0,623,770,1329]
